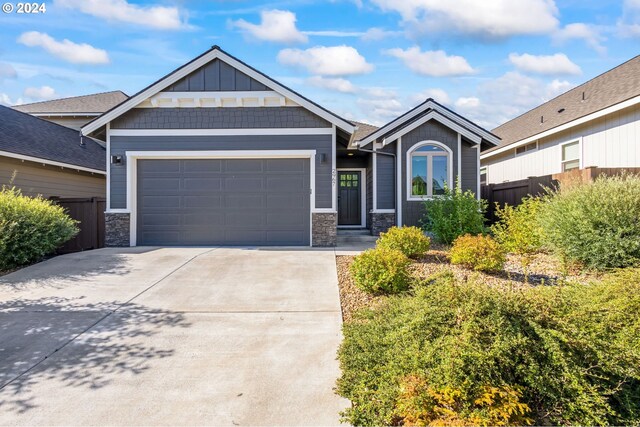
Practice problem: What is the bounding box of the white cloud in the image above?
[508,53,581,75]
[303,30,364,37]
[277,45,374,76]
[0,93,19,106]
[23,86,57,101]
[17,32,109,65]
[54,0,187,30]
[384,47,474,77]
[411,88,451,105]
[453,71,573,129]
[356,97,405,125]
[231,10,307,43]
[0,62,17,80]
[307,76,357,93]
[553,23,606,54]
[618,0,640,37]
[360,27,403,41]
[370,0,559,38]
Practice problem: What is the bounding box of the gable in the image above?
[166,59,269,92]
[81,46,355,136]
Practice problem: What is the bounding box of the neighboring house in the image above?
[81,46,497,248]
[482,55,640,184]
[13,91,128,130]
[0,105,106,198]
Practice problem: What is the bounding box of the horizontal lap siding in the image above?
[376,143,395,210]
[0,156,105,199]
[109,135,332,210]
[111,107,331,130]
[461,140,478,193]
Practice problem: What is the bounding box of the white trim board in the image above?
[109,128,334,137]
[357,99,500,148]
[337,168,367,228]
[135,90,299,108]
[382,110,482,146]
[82,47,355,136]
[0,149,106,175]
[124,149,317,247]
[481,94,640,160]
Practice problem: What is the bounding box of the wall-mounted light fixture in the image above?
[320,153,327,163]
[111,155,123,165]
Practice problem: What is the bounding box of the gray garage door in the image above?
[136,158,310,246]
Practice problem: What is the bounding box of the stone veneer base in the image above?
[312,212,337,247]
[371,212,396,236]
[105,212,130,247]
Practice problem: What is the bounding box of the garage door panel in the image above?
[137,158,310,246]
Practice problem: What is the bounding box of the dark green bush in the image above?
[337,270,640,426]
[376,226,430,259]
[349,248,411,295]
[422,182,487,244]
[450,234,505,272]
[0,187,78,270]
[539,174,640,269]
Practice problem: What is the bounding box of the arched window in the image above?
[407,141,452,199]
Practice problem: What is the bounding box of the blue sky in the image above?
[1,0,639,128]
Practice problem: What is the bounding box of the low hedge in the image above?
[0,187,78,270]
[350,247,411,295]
[337,270,640,426]
[376,226,430,259]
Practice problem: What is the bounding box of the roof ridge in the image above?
[493,54,640,132]
[14,90,127,108]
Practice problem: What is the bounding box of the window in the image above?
[480,167,487,185]
[409,142,450,198]
[515,141,538,156]
[561,140,580,171]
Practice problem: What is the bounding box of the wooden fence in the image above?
[481,167,640,223]
[50,197,106,253]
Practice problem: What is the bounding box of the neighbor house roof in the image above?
[0,105,105,173]
[13,90,128,115]
[486,55,640,156]
[82,46,355,136]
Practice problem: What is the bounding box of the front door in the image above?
[338,171,362,226]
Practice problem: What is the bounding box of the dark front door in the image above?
[338,171,361,226]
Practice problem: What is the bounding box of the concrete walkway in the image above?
[0,247,347,426]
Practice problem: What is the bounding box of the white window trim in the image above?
[514,140,538,157]
[125,150,316,247]
[406,140,453,202]
[560,138,582,172]
[336,168,367,228]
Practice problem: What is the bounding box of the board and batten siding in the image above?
[111,107,331,130]
[483,103,640,184]
[0,156,105,198]
[165,59,269,92]
[109,135,332,210]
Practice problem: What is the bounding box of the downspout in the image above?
[355,141,398,222]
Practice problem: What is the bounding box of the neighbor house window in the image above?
[561,140,580,171]
[480,167,487,185]
[515,141,538,156]
[409,142,451,199]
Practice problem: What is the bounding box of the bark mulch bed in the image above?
[337,249,601,321]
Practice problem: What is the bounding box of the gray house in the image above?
[81,46,498,247]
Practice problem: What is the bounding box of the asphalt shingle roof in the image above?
[0,105,105,171]
[13,90,128,114]
[488,55,640,153]
[351,120,379,141]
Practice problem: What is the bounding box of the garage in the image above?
[135,158,311,246]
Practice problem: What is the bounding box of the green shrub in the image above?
[450,234,505,272]
[0,187,78,270]
[539,174,640,269]
[422,182,487,244]
[349,248,411,295]
[377,226,430,259]
[491,197,544,278]
[337,271,640,426]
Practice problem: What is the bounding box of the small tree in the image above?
[491,197,544,280]
[422,180,487,244]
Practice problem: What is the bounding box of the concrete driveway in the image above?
[0,247,347,426]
